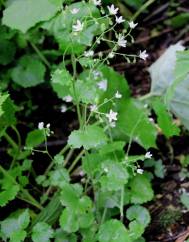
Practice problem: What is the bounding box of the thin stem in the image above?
[29,41,51,68]
[100,207,107,225]
[71,54,82,127]
[138,92,155,101]
[3,132,18,151]
[120,186,124,222]
[131,0,156,21]
[69,149,85,173]
[64,149,75,168]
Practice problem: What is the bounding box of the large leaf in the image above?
[148,43,189,131]
[0,209,30,242]
[149,42,185,95]
[129,174,154,204]
[32,222,54,242]
[11,55,46,87]
[2,0,62,33]
[117,99,157,149]
[98,219,131,242]
[68,125,107,150]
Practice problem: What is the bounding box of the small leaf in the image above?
[2,0,61,33]
[130,174,154,204]
[68,125,107,150]
[0,184,20,207]
[180,192,189,210]
[126,205,151,227]
[32,222,54,242]
[154,160,165,179]
[11,55,46,88]
[98,219,131,242]
[26,129,45,148]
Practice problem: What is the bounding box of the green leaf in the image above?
[54,229,77,242]
[0,93,16,131]
[59,208,79,233]
[118,99,157,149]
[26,129,45,148]
[60,183,81,209]
[0,39,16,65]
[180,192,189,210]
[152,98,180,138]
[2,0,61,33]
[98,219,131,242]
[0,184,20,207]
[51,68,73,99]
[149,42,185,96]
[82,153,102,178]
[99,141,125,155]
[100,160,129,191]
[11,55,46,87]
[148,43,189,131]
[32,222,54,242]
[68,125,107,150]
[129,174,154,204]
[154,160,165,178]
[170,13,189,28]
[0,209,30,241]
[49,168,70,187]
[128,221,145,241]
[42,2,102,54]
[126,205,151,227]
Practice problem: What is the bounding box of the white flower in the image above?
[108,52,115,58]
[115,91,122,99]
[46,123,50,129]
[90,104,98,112]
[106,109,118,123]
[60,105,67,113]
[139,50,148,60]
[84,50,94,57]
[145,151,152,159]
[38,122,44,130]
[128,21,138,29]
[63,95,73,102]
[73,20,84,32]
[97,79,107,91]
[92,0,101,6]
[137,168,144,174]
[70,8,79,14]
[115,16,125,24]
[117,35,127,47]
[107,4,119,15]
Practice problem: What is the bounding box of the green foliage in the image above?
[32,222,54,242]
[2,0,62,33]
[11,55,46,87]
[68,125,107,149]
[98,219,131,242]
[129,174,154,204]
[0,209,30,242]
[0,1,188,241]
[118,99,157,149]
[180,192,189,210]
[25,129,45,148]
